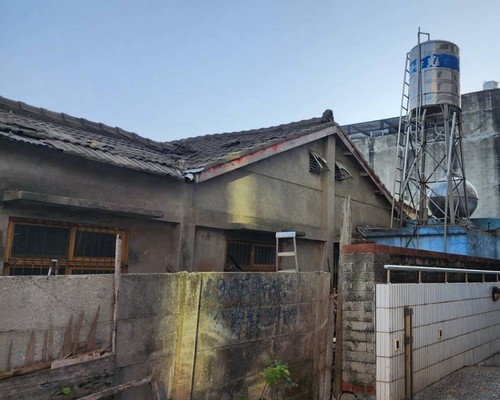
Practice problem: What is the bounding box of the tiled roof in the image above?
[169,110,335,169]
[0,97,183,179]
[0,97,393,205]
[0,96,336,176]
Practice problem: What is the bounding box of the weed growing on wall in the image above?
[239,360,297,400]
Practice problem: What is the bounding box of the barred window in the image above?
[4,218,128,276]
[225,240,275,272]
[11,224,69,259]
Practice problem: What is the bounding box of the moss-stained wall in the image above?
[117,272,332,399]
[0,272,332,399]
[191,272,331,399]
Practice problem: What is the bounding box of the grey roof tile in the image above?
[0,98,183,179]
[168,111,335,169]
[0,96,335,179]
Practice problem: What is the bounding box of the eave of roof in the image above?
[195,124,336,182]
[335,125,394,206]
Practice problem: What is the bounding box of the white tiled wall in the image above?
[376,283,500,400]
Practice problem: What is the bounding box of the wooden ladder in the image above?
[275,232,298,272]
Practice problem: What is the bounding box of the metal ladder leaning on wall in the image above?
[275,232,299,272]
[391,50,412,228]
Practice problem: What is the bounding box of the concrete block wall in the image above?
[116,273,188,400]
[193,272,331,399]
[116,272,332,399]
[376,283,500,399]
[0,275,114,372]
[0,275,115,399]
[0,271,332,399]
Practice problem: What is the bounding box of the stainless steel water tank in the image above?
[427,177,478,219]
[483,80,499,90]
[409,40,460,111]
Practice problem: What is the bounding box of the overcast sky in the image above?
[1,1,499,141]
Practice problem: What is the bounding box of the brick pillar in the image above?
[341,251,377,399]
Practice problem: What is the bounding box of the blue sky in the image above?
[1,1,499,141]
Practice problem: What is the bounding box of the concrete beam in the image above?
[1,190,164,219]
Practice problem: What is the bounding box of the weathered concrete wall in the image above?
[0,141,188,216]
[349,135,397,197]
[193,227,226,272]
[295,238,326,272]
[0,275,115,399]
[0,140,185,274]
[116,273,187,400]
[122,273,319,399]
[461,88,500,217]
[340,244,500,400]
[194,144,325,231]
[350,89,500,218]
[1,130,392,275]
[0,275,114,372]
[127,219,179,273]
[191,139,336,272]
[0,272,332,399]
[334,146,393,237]
[191,273,331,399]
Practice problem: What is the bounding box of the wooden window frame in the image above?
[225,239,276,272]
[4,218,129,276]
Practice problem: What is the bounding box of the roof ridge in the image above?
[0,95,173,152]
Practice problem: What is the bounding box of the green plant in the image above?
[238,360,297,400]
[258,360,297,400]
[59,386,71,395]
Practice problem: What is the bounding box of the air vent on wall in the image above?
[309,151,329,174]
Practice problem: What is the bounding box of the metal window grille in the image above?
[4,218,128,276]
[225,240,275,272]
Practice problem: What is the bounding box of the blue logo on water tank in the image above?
[410,54,459,74]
